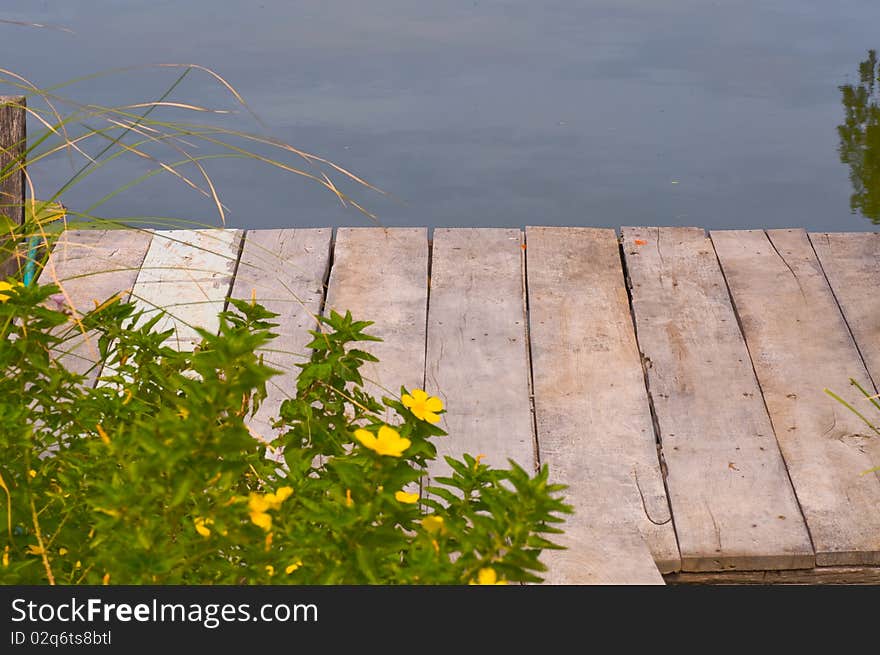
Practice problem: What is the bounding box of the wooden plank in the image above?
[37,229,153,386]
[622,227,813,571]
[665,566,880,585]
[229,228,332,441]
[130,229,242,351]
[711,228,880,566]
[324,228,428,404]
[547,527,665,585]
[526,226,679,582]
[424,228,535,484]
[809,232,880,385]
[1,96,26,277]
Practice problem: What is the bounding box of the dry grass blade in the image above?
[2,61,384,379]
[0,18,74,34]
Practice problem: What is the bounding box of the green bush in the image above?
[0,281,570,584]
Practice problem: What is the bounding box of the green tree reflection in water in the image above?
[838,50,880,222]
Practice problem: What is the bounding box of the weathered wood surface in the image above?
[424,228,535,486]
[711,228,880,566]
[809,232,880,386]
[526,227,678,582]
[129,229,243,351]
[37,229,153,386]
[665,566,880,585]
[324,228,428,406]
[229,229,332,442]
[36,225,880,583]
[1,96,26,277]
[622,227,813,571]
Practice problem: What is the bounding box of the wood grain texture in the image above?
[809,232,880,385]
[324,228,428,406]
[130,229,242,351]
[229,229,332,441]
[622,227,813,571]
[665,566,880,585]
[526,226,678,582]
[712,228,880,566]
[37,229,153,386]
[424,228,535,484]
[1,96,26,277]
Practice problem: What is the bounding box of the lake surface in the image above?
[2,1,879,231]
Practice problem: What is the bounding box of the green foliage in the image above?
[838,49,880,222]
[0,286,570,584]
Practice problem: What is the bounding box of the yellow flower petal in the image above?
[265,565,274,577]
[421,515,446,535]
[194,517,212,538]
[354,428,378,449]
[248,493,271,514]
[401,390,444,423]
[58,548,68,556]
[250,510,272,532]
[356,425,410,457]
[470,567,507,585]
[25,544,45,556]
[285,560,303,575]
[395,490,419,504]
[424,396,444,412]
[478,568,497,584]
[102,572,111,585]
[0,280,22,303]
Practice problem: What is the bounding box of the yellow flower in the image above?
[250,487,293,513]
[395,490,419,504]
[0,280,22,303]
[469,567,507,585]
[267,486,293,509]
[193,517,213,538]
[2,546,8,567]
[28,469,36,479]
[345,489,353,508]
[285,560,303,575]
[248,494,270,514]
[25,544,44,556]
[58,548,68,556]
[102,572,111,585]
[401,389,444,423]
[265,565,275,577]
[250,511,272,532]
[354,425,411,457]
[247,486,292,532]
[421,515,446,535]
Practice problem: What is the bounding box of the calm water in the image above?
[2,1,879,231]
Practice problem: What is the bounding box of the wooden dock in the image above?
[37,226,880,584]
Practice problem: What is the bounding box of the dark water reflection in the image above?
[2,1,879,231]
[838,50,880,223]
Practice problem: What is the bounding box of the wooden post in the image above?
[1,95,26,278]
